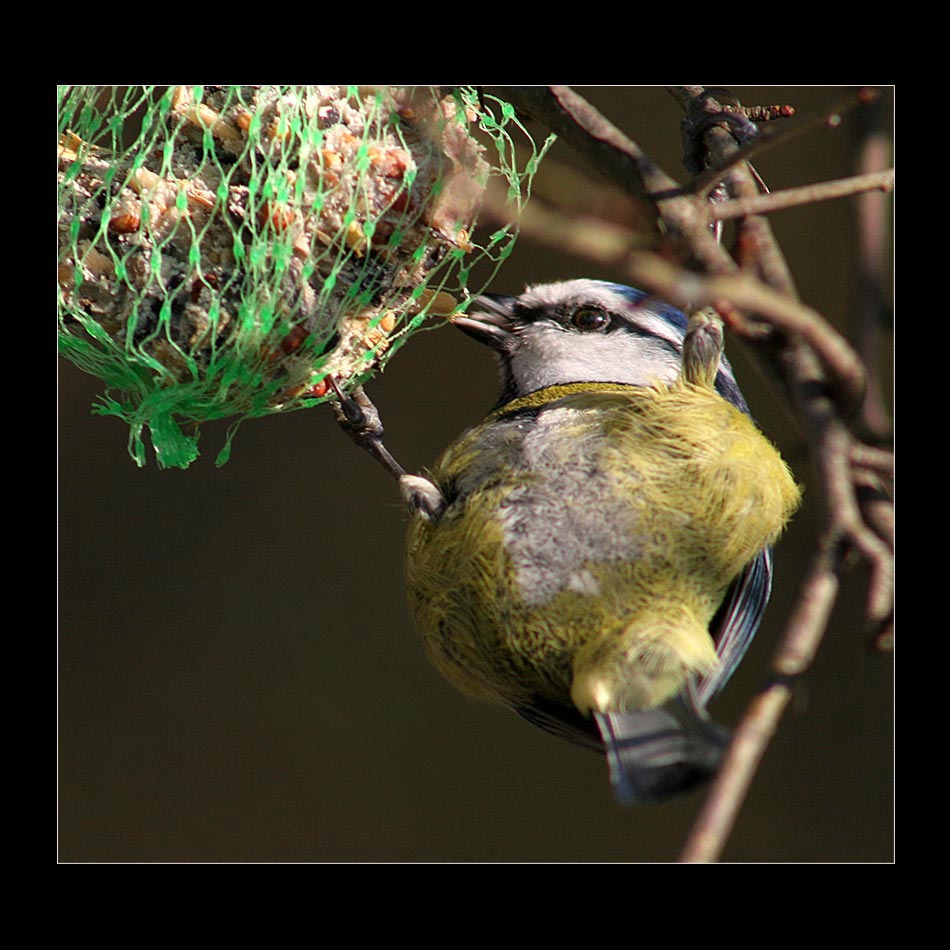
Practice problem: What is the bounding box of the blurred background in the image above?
[58,86,893,863]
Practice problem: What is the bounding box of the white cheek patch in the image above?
[509,327,681,392]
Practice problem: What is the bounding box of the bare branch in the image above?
[667,86,894,862]
[680,537,844,862]
[710,170,895,221]
[851,94,895,443]
[852,450,895,523]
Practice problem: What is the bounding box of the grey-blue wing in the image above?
[513,695,604,753]
[696,548,773,708]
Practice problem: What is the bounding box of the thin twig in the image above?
[815,415,893,625]
[680,536,844,862]
[710,170,894,221]
[849,442,893,475]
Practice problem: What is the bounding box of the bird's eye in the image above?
[570,306,610,331]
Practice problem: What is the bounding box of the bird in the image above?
[390,279,802,804]
[336,278,800,804]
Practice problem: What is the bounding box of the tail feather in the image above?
[594,694,730,804]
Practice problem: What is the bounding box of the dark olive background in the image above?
[58,86,893,863]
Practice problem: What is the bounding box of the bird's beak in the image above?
[451,293,517,351]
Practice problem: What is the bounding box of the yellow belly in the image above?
[405,382,800,714]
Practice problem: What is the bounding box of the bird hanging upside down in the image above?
[338,279,801,803]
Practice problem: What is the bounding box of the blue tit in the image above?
[399,279,800,804]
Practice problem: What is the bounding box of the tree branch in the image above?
[672,87,893,861]
[709,169,894,221]
[680,536,844,862]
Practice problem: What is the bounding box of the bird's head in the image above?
[453,279,746,410]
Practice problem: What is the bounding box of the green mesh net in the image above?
[58,85,551,468]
